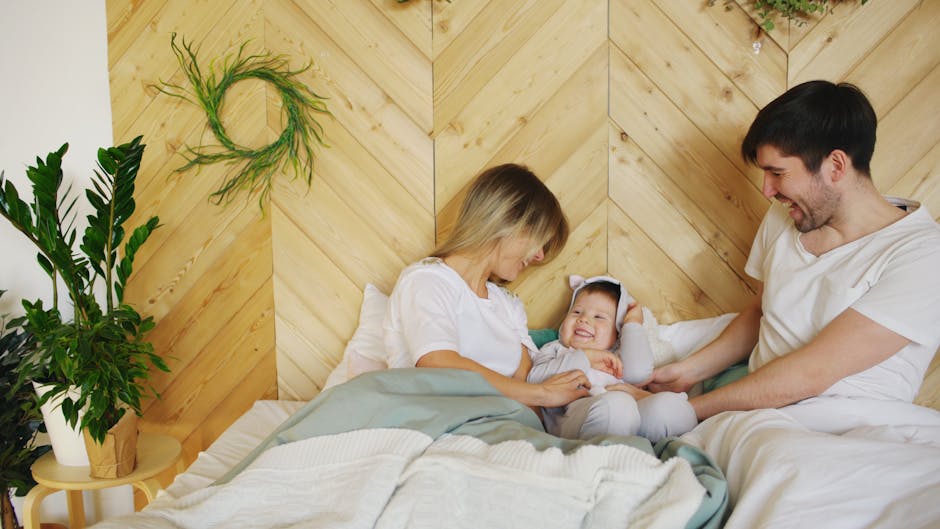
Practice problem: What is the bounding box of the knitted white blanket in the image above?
[93,427,704,529]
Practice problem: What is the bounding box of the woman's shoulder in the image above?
[395,257,464,292]
[487,283,527,318]
[400,257,451,279]
[488,283,521,303]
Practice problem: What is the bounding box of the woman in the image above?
[385,163,590,409]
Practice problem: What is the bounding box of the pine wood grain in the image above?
[265,0,434,207]
[289,0,432,134]
[788,0,919,86]
[611,0,764,181]
[434,0,607,211]
[873,64,940,191]
[609,44,765,256]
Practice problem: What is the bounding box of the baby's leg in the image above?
[637,392,698,443]
[577,392,642,439]
[550,392,641,440]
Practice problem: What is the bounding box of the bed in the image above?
[88,285,940,528]
[683,401,940,529]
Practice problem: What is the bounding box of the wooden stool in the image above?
[24,433,182,529]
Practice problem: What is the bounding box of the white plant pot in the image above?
[32,381,89,467]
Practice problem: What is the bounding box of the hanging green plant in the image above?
[711,0,871,32]
[759,0,871,31]
[157,33,331,209]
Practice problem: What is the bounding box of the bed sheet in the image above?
[162,399,306,500]
[681,406,940,529]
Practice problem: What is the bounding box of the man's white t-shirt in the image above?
[745,201,940,402]
[384,258,537,376]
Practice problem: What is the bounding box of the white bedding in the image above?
[162,400,305,499]
[94,427,705,529]
[91,367,716,529]
[104,396,940,529]
[681,405,940,529]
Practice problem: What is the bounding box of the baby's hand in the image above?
[583,349,623,378]
[623,302,644,325]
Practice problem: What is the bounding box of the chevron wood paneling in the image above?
[433,0,608,327]
[106,0,940,464]
[265,0,434,400]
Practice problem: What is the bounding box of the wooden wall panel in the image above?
[787,1,920,86]
[265,0,434,400]
[107,0,940,462]
[433,0,608,328]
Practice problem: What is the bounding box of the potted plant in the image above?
[0,291,49,529]
[0,136,168,478]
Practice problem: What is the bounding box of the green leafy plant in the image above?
[0,137,169,444]
[157,33,330,210]
[711,0,871,32]
[758,0,871,31]
[0,292,48,529]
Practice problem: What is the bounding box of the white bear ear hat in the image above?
[566,274,635,331]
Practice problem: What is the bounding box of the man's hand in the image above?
[584,348,622,378]
[647,360,697,394]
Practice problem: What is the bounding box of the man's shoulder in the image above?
[905,206,940,239]
[879,207,940,257]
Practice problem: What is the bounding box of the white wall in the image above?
[1,1,133,524]
[0,0,114,317]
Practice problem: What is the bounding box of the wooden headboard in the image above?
[916,351,940,411]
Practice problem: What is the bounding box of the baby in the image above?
[528,275,697,442]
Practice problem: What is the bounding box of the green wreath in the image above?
[158,33,330,209]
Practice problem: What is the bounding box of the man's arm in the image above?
[689,308,910,420]
[648,292,763,393]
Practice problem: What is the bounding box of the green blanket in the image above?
[217,368,727,528]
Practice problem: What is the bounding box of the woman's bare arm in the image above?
[417,349,590,407]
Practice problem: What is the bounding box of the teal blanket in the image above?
[217,368,727,528]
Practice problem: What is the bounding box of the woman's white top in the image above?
[384,258,537,376]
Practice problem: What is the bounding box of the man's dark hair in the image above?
[741,80,877,176]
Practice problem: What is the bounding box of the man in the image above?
[646,80,940,432]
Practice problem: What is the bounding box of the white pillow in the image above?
[322,284,388,390]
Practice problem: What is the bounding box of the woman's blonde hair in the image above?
[432,163,568,264]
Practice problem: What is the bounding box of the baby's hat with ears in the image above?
[567,275,636,330]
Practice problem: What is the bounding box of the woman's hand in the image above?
[605,382,651,400]
[419,349,589,408]
[583,348,622,378]
[536,370,591,407]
